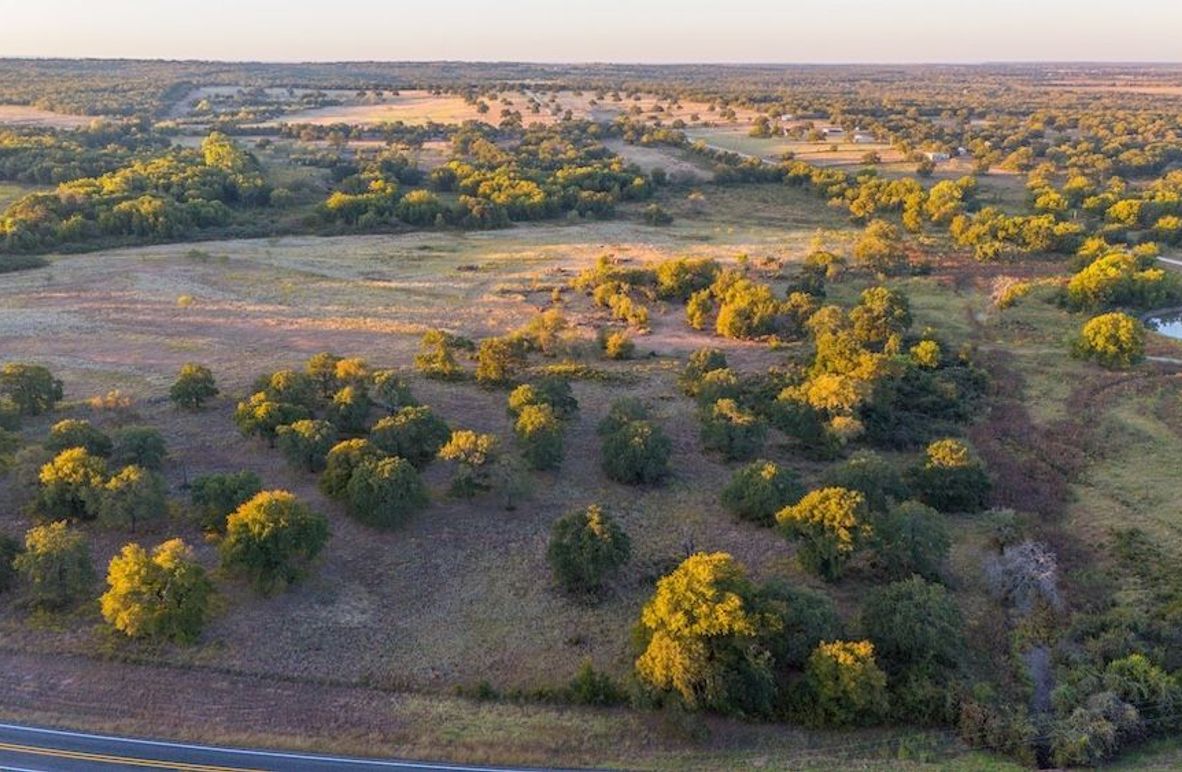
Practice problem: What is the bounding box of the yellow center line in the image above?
[0,740,262,771]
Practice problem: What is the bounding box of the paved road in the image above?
[0,723,529,771]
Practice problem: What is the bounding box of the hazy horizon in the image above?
[2,0,1180,65]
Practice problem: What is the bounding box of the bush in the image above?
[853,219,907,274]
[679,348,728,395]
[861,576,964,673]
[642,203,673,225]
[319,438,381,499]
[820,450,908,513]
[871,500,950,581]
[909,438,991,513]
[601,418,671,485]
[758,579,842,669]
[13,521,94,610]
[720,460,804,526]
[100,538,212,642]
[849,286,913,347]
[345,455,429,528]
[414,330,468,380]
[601,330,635,360]
[715,280,781,339]
[37,447,107,521]
[0,363,63,415]
[802,640,889,727]
[110,426,167,470]
[547,505,631,594]
[776,487,870,581]
[369,369,417,410]
[96,465,167,532]
[220,490,329,592]
[635,552,776,715]
[169,363,218,410]
[0,534,21,593]
[567,660,626,706]
[46,419,112,457]
[370,406,450,468]
[515,403,565,471]
[191,470,262,533]
[233,392,310,446]
[1072,312,1145,370]
[700,398,767,461]
[276,419,338,473]
[597,398,650,436]
[305,351,342,398]
[258,369,319,412]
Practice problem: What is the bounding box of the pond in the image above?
[1144,310,1182,340]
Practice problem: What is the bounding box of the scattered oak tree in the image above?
[547,504,631,595]
[100,538,212,642]
[776,487,871,581]
[370,406,450,468]
[345,455,429,528]
[169,363,219,410]
[219,491,329,592]
[720,460,804,526]
[276,419,338,473]
[13,521,94,610]
[0,363,63,415]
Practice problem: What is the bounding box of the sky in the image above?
[1,0,1179,64]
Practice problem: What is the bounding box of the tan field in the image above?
[0,104,98,128]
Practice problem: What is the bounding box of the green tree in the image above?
[46,419,112,457]
[871,500,951,581]
[0,534,21,593]
[802,640,889,727]
[37,447,107,521]
[720,460,804,526]
[96,465,167,532]
[100,538,212,642]
[908,438,991,513]
[758,580,843,670]
[1073,312,1145,370]
[327,385,371,435]
[370,406,450,468]
[507,378,578,420]
[220,490,329,592]
[13,521,94,609]
[475,336,527,386]
[0,363,63,415]
[547,504,631,595]
[438,430,499,497]
[601,418,671,485]
[820,451,909,513]
[276,419,338,473]
[853,219,907,274]
[635,552,776,715]
[700,398,767,462]
[258,368,319,412]
[110,426,167,470]
[849,286,913,347]
[233,392,310,447]
[320,438,381,499]
[169,363,219,410]
[679,348,728,395]
[515,403,565,471]
[345,455,429,528]
[414,330,467,380]
[305,351,342,398]
[190,470,261,533]
[369,369,417,410]
[861,576,964,674]
[776,487,870,581]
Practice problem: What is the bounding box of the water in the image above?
[1145,310,1182,340]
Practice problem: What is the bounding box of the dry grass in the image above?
[0,104,97,128]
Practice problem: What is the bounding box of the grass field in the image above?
[0,104,96,128]
[0,182,36,210]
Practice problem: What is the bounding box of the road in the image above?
[0,723,530,772]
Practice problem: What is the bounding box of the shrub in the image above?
[276,419,338,473]
[694,368,741,407]
[345,455,429,528]
[257,369,319,412]
[515,403,565,471]
[96,465,167,532]
[601,418,671,485]
[642,203,673,225]
[1064,251,1180,311]
[567,660,626,706]
[220,490,329,592]
[849,286,913,347]
[715,280,781,339]
[46,419,112,457]
[597,398,650,436]
[820,450,908,513]
[871,500,951,581]
[720,460,804,526]
[305,351,342,398]
[37,447,107,521]
[802,640,889,727]
[319,438,381,499]
[861,576,964,673]
[548,505,631,594]
[438,430,498,497]
[169,363,218,410]
[13,521,94,609]
[1072,312,1145,370]
[0,363,63,415]
[700,398,767,461]
[853,219,907,274]
[776,487,870,581]
[909,438,991,513]
[678,348,728,395]
[369,369,417,410]
[110,426,167,470]
[601,330,635,360]
[654,257,719,301]
[1102,654,1182,728]
[1050,692,1139,768]
[635,552,776,715]
[191,470,262,533]
[758,579,842,669]
[100,538,212,642]
[370,406,450,468]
